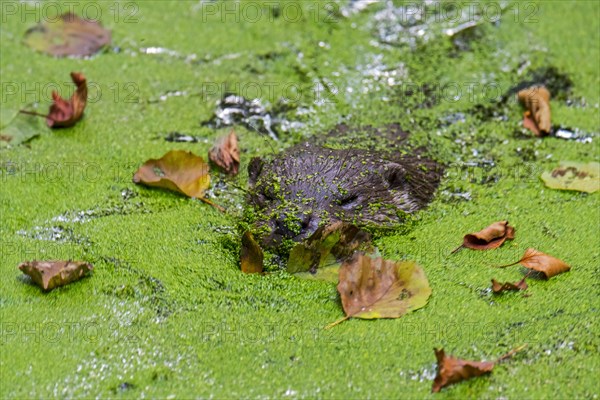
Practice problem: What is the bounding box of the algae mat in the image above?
[1,1,599,398]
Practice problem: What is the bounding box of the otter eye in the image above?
[300,215,313,229]
[339,194,359,209]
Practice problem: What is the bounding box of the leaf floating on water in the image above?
[287,221,372,283]
[0,108,44,147]
[209,131,240,175]
[432,348,495,393]
[491,278,528,293]
[45,72,87,128]
[18,260,93,291]
[23,13,111,57]
[432,345,526,393]
[133,150,222,211]
[541,161,599,193]
[327,253,431,328]
[240,231,263,274]
[497,248,570,279]
[518,86,551,137]
[452,221,515,253]
[432,348,494,393]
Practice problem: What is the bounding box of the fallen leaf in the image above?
[209,131,240,175]
[18,260,93,291]
[0,107,44,147]
[133,150,223,211]
[432,348,494,392]
[541,161,600,193]
[518,86,551,136]
[491,277,528,293]
[46,72,87,128]
[432,346,526,393]
[287,222,372,283]
[241,231,263,274]
[23,13,111,57]
[497,248,570,279]
[452,221,515,253]
[327,253,431,328]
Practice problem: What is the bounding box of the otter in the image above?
[246,124,443,251]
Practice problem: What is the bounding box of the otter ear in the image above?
[248,157,264,186]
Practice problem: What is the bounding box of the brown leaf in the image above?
[498,248,570,279]
[46,72,87,128]
[327,253,431,328]
[240,231,263,274]
[432,348,495,393]
[518,86,551,137]
[18,260,93,291]
[452,221,515,253]
[432,345,527,392]
[209,131,240,175]
[491,278,528,293]
[133,150,223,211]
[23,13,111,57]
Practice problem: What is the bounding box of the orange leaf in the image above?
[46,72,87,128]
[498,248,570,279]
[240,231,263,274]
[18,260,93,291]
[209,131,240,175]
[491,277,528,293]
[518,86,551,137]
[452,221,515,253]
[432,348,495,393]
[522,111,541,136]
[133,150,223,211]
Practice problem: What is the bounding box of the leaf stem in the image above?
[494,259,522,268]
[199,197,225,212]
[450,244,464,254]
[496,344,527,363]
[324,315,350,330]
[19,110,52,120]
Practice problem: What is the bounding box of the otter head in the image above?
[246,143,442,252]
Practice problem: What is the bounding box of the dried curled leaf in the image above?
[240,231,263,274]
[452,221,515,253]
[491,278,528,293]
[18,260,93,291]
[541,161,599,193]
[432,348,495,393]
[209,131,240,175]
[287,221,372,283]
[518,86,551,137]
[23,13,111,57]
[432,346,526,392]
[498,248,570,279]
[328,253,431,328]
[133,150,222,210]
[46,72,87,128]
